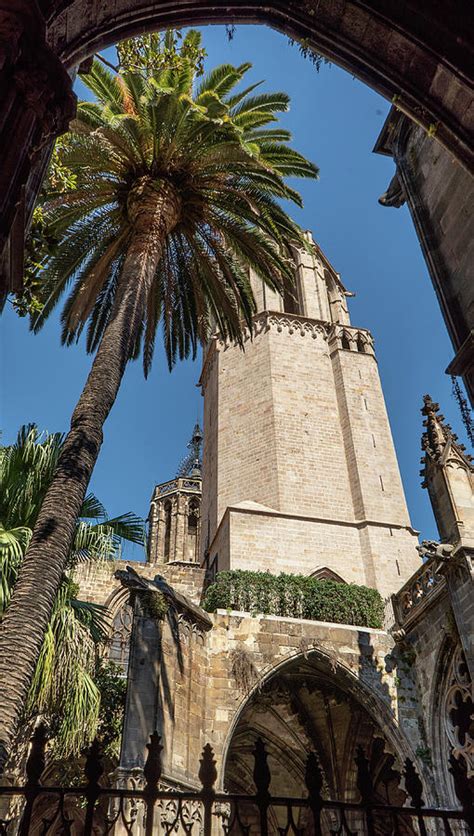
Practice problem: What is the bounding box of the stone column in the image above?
[119,597,161,772]
[0,1,76,300]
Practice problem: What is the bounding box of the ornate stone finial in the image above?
[421,394,449,463]
[177,423,203,478]
[420,395,473,488]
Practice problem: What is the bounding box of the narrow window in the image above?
[357,335,365,353]
[283,275,301,315]
[396,559,401,576]
[164,501,172,560]
[364,397,368,410]
[379,475,385,492]
[372,434,376,448]
[188,499,199,534]
[341,333,351,350]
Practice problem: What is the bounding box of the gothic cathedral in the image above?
[75,233,474,830]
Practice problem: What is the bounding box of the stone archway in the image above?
[222,650,424,833]
[1,1,472,299]
[45,0,472,175]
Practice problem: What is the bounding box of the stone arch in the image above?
[310,566,346,583]
[221,646,431,804]
[45,2,473,174]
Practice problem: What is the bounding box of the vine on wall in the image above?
[203,570,384,628]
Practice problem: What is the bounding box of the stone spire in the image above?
[420,395,474,546]
[421,394,473,480]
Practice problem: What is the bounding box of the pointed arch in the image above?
[310,566,346,583]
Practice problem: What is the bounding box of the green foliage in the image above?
[142,590,169,621]
[15,140,77,317]
[27,577,106,759]
[29,29,318,373]
[117,29,207,77]
[93,659,127,759]
[287,38,330,72]
[203,570,384,629]
[415,745,433,767]
[0,424,144,757]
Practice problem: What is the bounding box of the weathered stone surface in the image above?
[201,236,420,598]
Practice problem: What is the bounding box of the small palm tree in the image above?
[0,425,144,762]
[0,30,318,766]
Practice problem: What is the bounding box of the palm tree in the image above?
[0,30,318,767]
[0,425,144,762]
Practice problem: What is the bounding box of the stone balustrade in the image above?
[392,556,445,628]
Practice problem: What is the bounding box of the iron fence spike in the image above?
[144,730,163,791]
[199,743,217,792]
[25,724,47,788]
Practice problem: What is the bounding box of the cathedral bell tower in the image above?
[147,424,203,565]
[200,232,420,598]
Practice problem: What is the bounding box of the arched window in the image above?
[283,274,302,315]
[164,500,172,560]
[357,335,366,353]
[188,498,199,534]
[341,333,351,351]
[109,603,133,675]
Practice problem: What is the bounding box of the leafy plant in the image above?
[203,570,384,628]
[0,425,144,758]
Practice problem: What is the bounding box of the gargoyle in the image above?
[416,540,454,561]
[114,565,213,631]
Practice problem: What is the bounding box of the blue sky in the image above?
[1,24,470,559]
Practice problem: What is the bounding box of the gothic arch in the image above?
[103,586,133,673]
[45,2,473,174]
[221,646,431,802]
[310,566,346,583]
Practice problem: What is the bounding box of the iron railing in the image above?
[0,726,473,834]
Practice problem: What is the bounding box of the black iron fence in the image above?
[0,727,473,834]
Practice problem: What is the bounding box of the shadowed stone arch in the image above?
[221,646,432,806]
[45,0,473,175]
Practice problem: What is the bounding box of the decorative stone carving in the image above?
[394,555,445,625]
[444,645,474,778]
[415,540,454,561]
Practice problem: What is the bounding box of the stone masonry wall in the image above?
[152,610,431,798]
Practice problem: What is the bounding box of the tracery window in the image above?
[188,498,200,534]
[444,644,474,778]
[109,603,133,675]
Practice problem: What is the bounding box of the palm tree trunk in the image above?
[0,181,180,771]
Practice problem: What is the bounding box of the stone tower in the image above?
[147,424,203,565]
[200,232,420,597]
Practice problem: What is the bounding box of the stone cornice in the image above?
[199,313,377,390]
[207,503,419,558]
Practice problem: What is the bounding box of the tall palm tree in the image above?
[0,30,318,768]
[0,425,144,761]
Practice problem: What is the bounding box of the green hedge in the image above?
[202,570,384,629]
